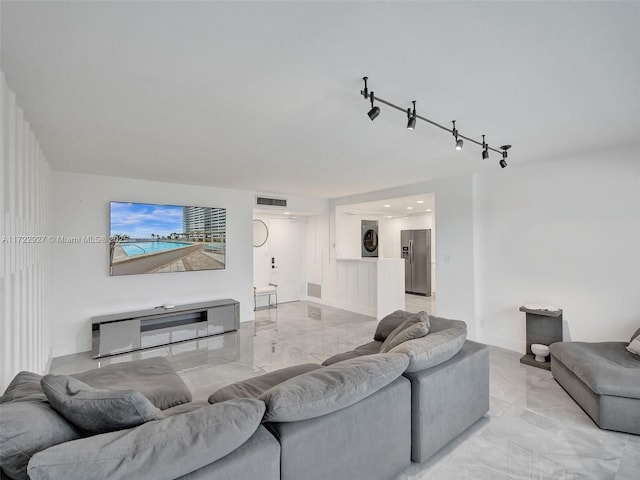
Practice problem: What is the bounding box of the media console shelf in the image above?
[92,299,239,358]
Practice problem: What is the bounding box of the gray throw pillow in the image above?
[0,371,45,404]
[71,356,191,410]
[27,399,266,480]
[208,363,322,404]
[373,310,413,341]
[627,336,640,357]
[260,353,409,422]
[0,399,83,480]
[630,327,640,343]
[41,375,163,434]
[379,317,430,353]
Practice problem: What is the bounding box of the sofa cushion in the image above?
[0,399,83,480]
[630,327,640,343]
[373,310,413,341]
[260,353,409,422]
[71,356,191,410]
[0,371,46,404]
[41,375,163,434]
[27,399,266,480]
[322,341,382,366]
[550,342,640,398]
[389,319,467,373]
[208,363,322,404]
[380,313,430,353]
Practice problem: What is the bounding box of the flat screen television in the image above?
[109,201,226,276]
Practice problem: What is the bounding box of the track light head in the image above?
[452,120,463,150]
[500,149,508,168]
[482,135,489,159]
[367,91,380,121]
[406,101,417,130]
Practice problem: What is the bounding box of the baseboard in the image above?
[302,296,377,318]
[479,328,525,354]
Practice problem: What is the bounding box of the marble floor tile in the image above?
[47,300,635,479]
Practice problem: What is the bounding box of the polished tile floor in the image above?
[49,299,639,480]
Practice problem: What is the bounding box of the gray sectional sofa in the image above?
[549,327,640,435]
[0,311,490,480]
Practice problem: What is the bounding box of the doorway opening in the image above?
[334,193,437,315]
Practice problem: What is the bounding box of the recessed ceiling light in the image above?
[407,206,413,210]
[416,200,424,204]
[384,215,393,219]
[426,209,432,212]
[384,204,391,208]
[284,212,291,215]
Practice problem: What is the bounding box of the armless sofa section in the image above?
[550,341,640,435]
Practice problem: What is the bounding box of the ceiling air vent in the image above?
[256,196,287,208]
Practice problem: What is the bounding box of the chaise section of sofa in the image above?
[550,340,640,435]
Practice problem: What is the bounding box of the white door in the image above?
[268,217,303,303]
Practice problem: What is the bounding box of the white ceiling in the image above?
[339,193,435,218]
[2,1,640,199]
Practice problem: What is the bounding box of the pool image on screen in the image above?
[109,202,226,276]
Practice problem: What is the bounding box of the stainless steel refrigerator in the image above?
[401,229,431,296]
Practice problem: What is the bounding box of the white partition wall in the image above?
[0,73,52,390]
[335,258,405,319]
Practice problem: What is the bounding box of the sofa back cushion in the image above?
[379,312,430,353]
[390,319,467,372]
[27,399,266,480]
[41,375,163,434]
[208,363,322,404]
[260,353,409,422]
[0,399,83,480]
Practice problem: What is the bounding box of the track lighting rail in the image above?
[360,76,511,167]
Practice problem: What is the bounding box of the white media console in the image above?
[91,299,239,358]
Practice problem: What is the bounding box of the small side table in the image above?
[519,306,563,370]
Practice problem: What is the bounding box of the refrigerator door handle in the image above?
[409,239,413,265]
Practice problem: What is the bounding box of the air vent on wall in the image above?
[256,196,287,208]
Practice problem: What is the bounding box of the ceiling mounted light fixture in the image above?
[482,135,489,160]
[360,77,511,168]
[407,101,417,130]
[452,120,463,150]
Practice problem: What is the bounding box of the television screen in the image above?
[109,202,226,276]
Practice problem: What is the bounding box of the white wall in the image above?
[0,73,52,390]
[51,171,255,356]
[474,147,640,351]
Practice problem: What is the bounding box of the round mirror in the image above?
[253,219,269,247]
